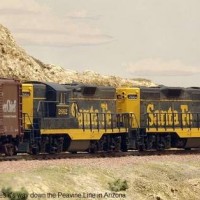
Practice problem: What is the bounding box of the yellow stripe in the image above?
[33,97,46,100]
[141,99,200,102]
[71,98,115,101]
[146,128,200,138]
[40,128,127,140]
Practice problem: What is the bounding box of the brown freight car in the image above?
[0,78,22,156]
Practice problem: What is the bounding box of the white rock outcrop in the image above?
[0,24,156,87]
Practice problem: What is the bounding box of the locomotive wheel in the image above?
[138,145,144,152]
[4,144,16,156]
[184,148,191,150]
[31,146,39,155]
[89,141,98,153]
[71,151,77,154]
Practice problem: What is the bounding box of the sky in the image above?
[1,0,200,87]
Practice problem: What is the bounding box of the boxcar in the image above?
[0,78,22,155]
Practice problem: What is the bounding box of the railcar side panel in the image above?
[67,85,117,130]
[0,79,21,137]
[140,87,200,135]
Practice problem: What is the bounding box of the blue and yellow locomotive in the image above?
[21,81,129,154]
[116,87,200,151]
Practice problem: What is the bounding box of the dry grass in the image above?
[0,155,200,200]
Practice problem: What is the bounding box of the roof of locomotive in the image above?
[138,86,200,100]
[24,81,69,92]
[140,86,200,91]
[63,83,114,89]
[63,83,115,93]
[63,83,116,98]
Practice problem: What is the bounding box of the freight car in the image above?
[21,81,130,154]
[116,87,200,151]
[0,79,22,156]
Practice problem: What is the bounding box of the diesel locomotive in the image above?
[21,81,129,155]
[116,87,200,151]
[0,77,200,156]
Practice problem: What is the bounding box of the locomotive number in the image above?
[58,108,68,115]
[22,91,31,97]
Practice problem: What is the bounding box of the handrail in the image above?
[77,111,132,132]
[22,113,33,129]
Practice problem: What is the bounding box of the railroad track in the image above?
[0,149,200,162]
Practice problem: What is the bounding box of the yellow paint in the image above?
[147,128,200,138]
[145,103,199,138]
[71,98,114,101]
[70,102,112,127]
[147,104,192,127]
[22,84,34,129]
[181,105,192,126]
[116,88,140,128]
[33,97,46,100]
[40,128,127,140]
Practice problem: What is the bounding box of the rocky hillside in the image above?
[0,24,156,87]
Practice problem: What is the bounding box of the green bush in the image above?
[108,179,128,192]
[1,187,28,200]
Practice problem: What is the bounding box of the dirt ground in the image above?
[0,154,200,200]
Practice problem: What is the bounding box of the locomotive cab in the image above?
[116,88,140,128]
[22,81,72,154]
[22,82,71,128]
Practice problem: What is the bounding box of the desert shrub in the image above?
[1,187,28,200]
[108,179,128,192]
